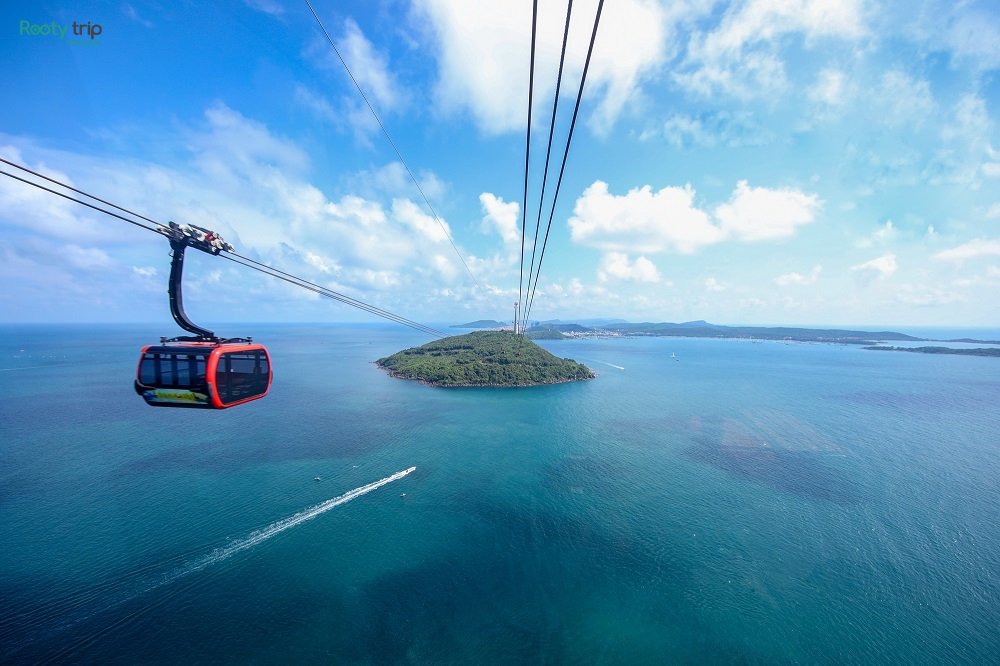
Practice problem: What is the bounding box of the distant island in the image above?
[448,318,1000,350]
[863,346,1000,357]
[597,321,924,344]
[499,320,924,344]
[525,327,567,340]
[451,319,508,329]
[376,331,594,387]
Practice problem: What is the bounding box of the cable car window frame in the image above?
[139,350,210,390]
[217,350,269,406]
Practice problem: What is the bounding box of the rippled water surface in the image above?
[1,324,998,663]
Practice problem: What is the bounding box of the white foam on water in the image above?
[161,466,417,584]
[593,360,625,370]
[6,466,417,658]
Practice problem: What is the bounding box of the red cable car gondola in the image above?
[134,222,272,409]
[135,341,271,409]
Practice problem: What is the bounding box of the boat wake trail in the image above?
[3,467,416,662]
[593,360,625,370]
[160,466,417,584]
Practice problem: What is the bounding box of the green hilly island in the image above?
[376,331,594,387]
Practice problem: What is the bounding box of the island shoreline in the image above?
[375,330,595,388]
[376,364,597,388]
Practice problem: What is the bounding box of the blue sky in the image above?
[2,0,998,328]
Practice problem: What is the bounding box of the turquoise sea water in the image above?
[1,324,998,663]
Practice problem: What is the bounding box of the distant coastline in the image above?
[863,346,1000,357]
[453,319,1000,347]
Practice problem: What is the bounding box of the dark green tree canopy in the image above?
[377,331,594,387]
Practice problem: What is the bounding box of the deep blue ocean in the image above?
[1,324,998,664]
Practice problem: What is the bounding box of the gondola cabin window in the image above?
[139,351,208,390]
[217,351,269,405]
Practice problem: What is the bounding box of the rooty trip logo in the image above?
[19,20,103,40]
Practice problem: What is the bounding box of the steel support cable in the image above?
[225,256,446,337]
[517,0,539,334]
[221,254,447,337]
[225,251,447,336]
[524,0,603,324]
[0,168,161,234]
[303,0,488,303]
[0,165,446,337]
[0,157,169,232]
[2,158,446,336]
[522,0,574,333]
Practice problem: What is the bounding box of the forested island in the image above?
[451,319,931,344]
[863,346,1000,357]
[525,327,567,340]
[599,321,922,343]
[446,318,1000,351]
[376,331,594,387]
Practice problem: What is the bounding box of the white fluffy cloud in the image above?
[199,103,310,176]
[774,265,822,285]
[801,67,854,129]
[933,239,1000,262]
[704,276,728,292]
[943,4,1000,71]
[851,253,898,279]
[0,104,500,319]
[714,180,820,241]
[293,85,338,125]
[899,1,1000,73]
[62,245,115,271]
[857,220,897,248]
[479,192,520,247]
[0,151,107,242]
[301,19,405,140]
[895,284,964,306]
[568,181,721,254]
[698,0,865,56]
[676,0,865,98]
[392,198,452,245]
[416,0,668,135]
[657,110,771,148]
[597,252,660,283]
[306,19,403,112]
[339,20,402,110]
[876,70,935,127]
[942,94,991,144]
[245,0,284,17]
[569,179,820,254]
[808,67,848,107]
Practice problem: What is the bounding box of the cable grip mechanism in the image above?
[159,221,241,343]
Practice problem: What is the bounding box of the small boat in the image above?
[400,492,406,497]
[313,476,321,481]
[671,352,678,361]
